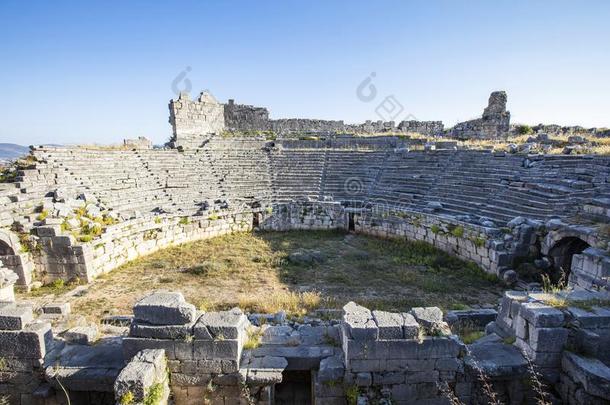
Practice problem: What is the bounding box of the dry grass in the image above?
[361,131,610,155]
[19,230,503,321]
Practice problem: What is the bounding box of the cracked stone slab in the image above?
[343,302,378,340]
[133,292,196,326]
[193,308,248,339]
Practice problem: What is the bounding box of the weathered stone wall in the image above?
[397,119,444,135]
[490,289,610,404]
[449,91,511,139]
[168,91,225,148]
[35,211,252,283]
[341,302,469,404]
[257,201,510,275]
[354,208,509,275]
[0,294,53,405]
[223,99,270,132]
[270,118,346,135]
[259,201,346,231]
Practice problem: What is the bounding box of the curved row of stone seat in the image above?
[7,145,610,232]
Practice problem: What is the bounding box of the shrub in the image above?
[516,124,533,135]
[243,327,263,350]
[143,382,165,405]
[450,225,464,238]
[179,217,190,225]
[120,391,135,405]
[430,224,441,234]
[79,234,93,243]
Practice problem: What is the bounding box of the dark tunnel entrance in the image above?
[547,237,590,283]
[274,370,312,404]
[0,240,15,256]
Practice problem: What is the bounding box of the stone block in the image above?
[130,320,194,339]
[410,307,448,334]
[562,351,610,400]
[0,321,52,358]
[193,308,248,339]
[318,354,345,382]
[355,372,372,386]
[519,302,564,327]
[343,302,378,341]
[42,302,71,315]
[193,339,240,361]
[122,337,175,361]
[133,292,196,326]
[528,327,568,353]
[372,371,404,385]
[372,310,403,339]
[402,313,420,339]
[64,325,98,345]
[114,350,166,403]
[567,306,610,329]
[0,303,33,330]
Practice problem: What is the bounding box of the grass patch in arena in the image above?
[19,230,504,321]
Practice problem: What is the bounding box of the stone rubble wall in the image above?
[122,292,270,405]
[223,99,270,132]
[0,287,53,405]
[491,289,610,404]
[340,301,469,404]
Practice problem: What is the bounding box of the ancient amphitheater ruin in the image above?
[1,90,610,405]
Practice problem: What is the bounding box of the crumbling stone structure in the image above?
[168,91,225,148]
[2,90,610,403]
[224,99,270,132]
[169,91,456,142]
[1,135,609,292]
[449,91,511,139]
[6,288,609,404]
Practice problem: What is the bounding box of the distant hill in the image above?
[0,143,29,162]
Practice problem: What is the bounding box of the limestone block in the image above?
[528,327,568,353]
[519,302,564,328]
[130,320,195,339]
[562,351,610,400]
[0,321,52,358]
[318,354,345,382]
[410,306,450,334]
[372,310,403,339]
[0,303,33,330]
[64,324,98,345]
[122,337,177,361]
[343,302,378,341]
[42,302,71,315]
[194,308,248,339]
[114,349,168,404]
[133,292,196,326]
[193,339,240,361]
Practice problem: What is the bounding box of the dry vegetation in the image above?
[362,131,610,155]
[20,230,503,321]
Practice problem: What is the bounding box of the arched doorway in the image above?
[0,240,15,256]
[547,237,590,283]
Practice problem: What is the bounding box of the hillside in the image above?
[0,143,29,162]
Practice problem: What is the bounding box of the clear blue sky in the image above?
[0,0,608,145]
